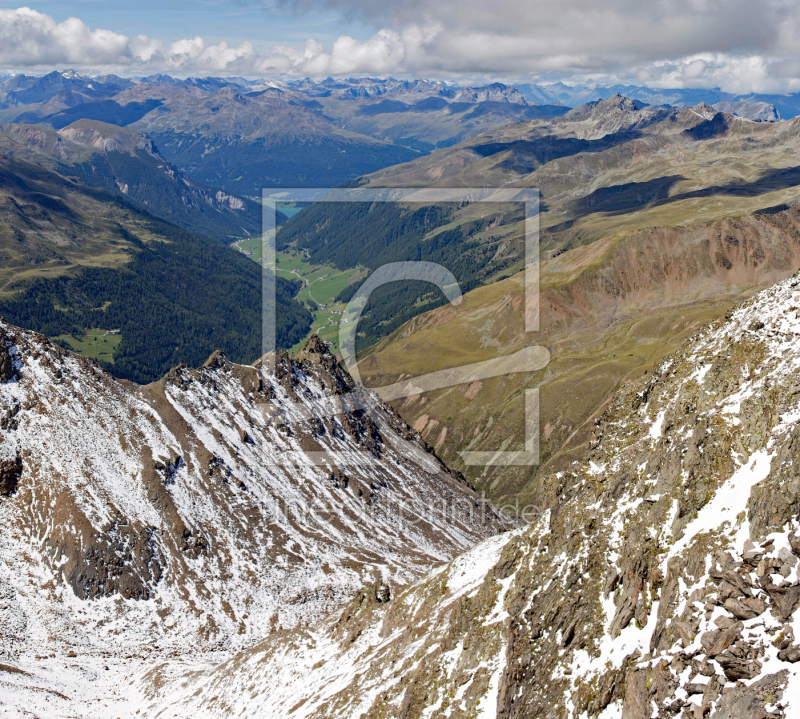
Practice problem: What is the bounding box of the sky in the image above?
[1,1,800,93]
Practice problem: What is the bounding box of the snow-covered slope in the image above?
[139,269,800,718]
[0,328,509,717]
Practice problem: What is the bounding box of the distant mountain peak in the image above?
[565,92,644,121]
[59,69,86,80]
[689,101,718,119]
[453,83,528,105]
[714,99,780,122]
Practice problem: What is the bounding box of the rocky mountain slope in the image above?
[137,268,800,718]
[0,120,262,242]
[0,328,509,717]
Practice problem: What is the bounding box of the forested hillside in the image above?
[0,216,310,383]
[278,200,524,350]
[0,151,311,383]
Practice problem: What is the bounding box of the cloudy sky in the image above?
[1,1,799,92]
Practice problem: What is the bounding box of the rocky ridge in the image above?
[0,328,508,717]
[138,270,800,717]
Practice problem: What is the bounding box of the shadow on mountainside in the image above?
[469,128,645,172]
[549,165,800,233]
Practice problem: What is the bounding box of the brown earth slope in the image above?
[358,205,800,509]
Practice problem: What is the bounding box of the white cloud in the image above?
[0,6,407,77]
[0,3,799,94]
[267,0,800,92]
[0,7,129,66]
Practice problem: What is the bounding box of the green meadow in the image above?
[53,329,123,363]
[235,238,367,355]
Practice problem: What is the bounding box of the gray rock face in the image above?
[565,91,645,119]
[559,92,676,138]
[714,100,780,122]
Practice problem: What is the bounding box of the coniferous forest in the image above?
[0,217,311,384]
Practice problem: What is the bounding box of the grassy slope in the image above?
[53,329,123,363]
[362,107,800,252]
[0,153,157,293]
[277,109,800,364]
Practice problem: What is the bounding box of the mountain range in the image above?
[5,66,800,718]
[4,70,798,196]
[513,81,799,120]
[276,94,800,512]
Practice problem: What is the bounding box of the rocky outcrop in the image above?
[0,328,19,383]
[65,520,163,601]
[453,83,529,105]
[0,453,20,496]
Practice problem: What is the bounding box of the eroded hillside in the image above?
[361,204,800,507]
